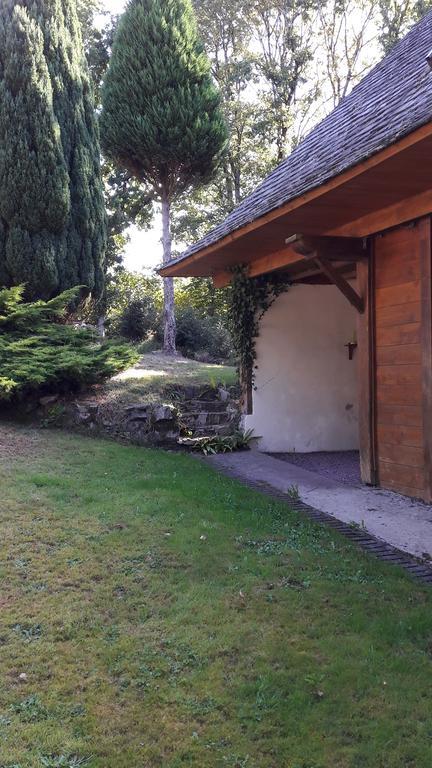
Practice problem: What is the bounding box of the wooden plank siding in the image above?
[373,218,431,500]
[420,218,432,501]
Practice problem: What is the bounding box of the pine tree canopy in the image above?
[0,0,106,301]
[100,0,228,200]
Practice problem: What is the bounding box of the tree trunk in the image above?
[161,192,176,355]
[97,316,106,338]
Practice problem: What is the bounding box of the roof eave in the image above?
[159,119,432,279]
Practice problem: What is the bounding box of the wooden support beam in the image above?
[314,256,364,313]
[213,246,307,284]
[293,267,356,285]
[287,233,367,261]
[248,246,303,278]
[212,270,232,288]
[214,245,363,287]
[357,253,377,486]
[240,364,253,416]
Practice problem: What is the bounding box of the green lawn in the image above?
[1,425,432,768]
[102,350,237,406]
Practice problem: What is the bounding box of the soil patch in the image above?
[0,423,45,462]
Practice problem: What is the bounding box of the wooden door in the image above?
[373,218,432,500]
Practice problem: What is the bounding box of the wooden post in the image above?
[240,364,253,416]
[357,246,377,485]
[420,216,432,502]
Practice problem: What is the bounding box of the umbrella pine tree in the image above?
[100,0,227,354]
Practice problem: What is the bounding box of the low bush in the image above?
[0,286,139,401]
[117,296,158,341]
[172,306,233,362]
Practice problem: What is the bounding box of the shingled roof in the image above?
[169,10,432,268]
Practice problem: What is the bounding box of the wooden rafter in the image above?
[287,233,368,261]
[212,270,232,288]
[212,234,368,304]
[286,233,367,313]
[315,256,364,313]
[292,264,356,285]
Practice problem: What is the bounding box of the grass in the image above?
[1,425,432,767]
[100,350,237,406]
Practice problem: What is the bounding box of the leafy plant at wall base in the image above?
[228,266,290,388]
[286,484,300,501]
[186,429,256,455]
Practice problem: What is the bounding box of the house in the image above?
[161,12,432,503]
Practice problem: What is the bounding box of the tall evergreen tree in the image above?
[100,0,227,355]
[0,0,106,301]
[378,0,432,53]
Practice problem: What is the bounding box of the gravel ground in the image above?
[209,451,432,559]
[269,450,361,487]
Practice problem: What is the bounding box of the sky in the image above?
[123,220,162,276]
[103,0,124,12]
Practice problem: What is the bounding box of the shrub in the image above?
[0,286,139,401]
[106,270,163,319]
[173,306,233,362]
[118,296,158,341]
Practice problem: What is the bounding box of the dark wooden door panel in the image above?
[374,220,429,499]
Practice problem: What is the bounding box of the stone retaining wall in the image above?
[30,384,241,447]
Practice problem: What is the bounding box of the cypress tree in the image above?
[0,0,106,300]
[100,0,227,355]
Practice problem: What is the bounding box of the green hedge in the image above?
[0,286,138,401]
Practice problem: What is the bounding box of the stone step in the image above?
[180,411,234,427]
[171,385,227,400]
[178,399,230,413]
[187,424,235,437]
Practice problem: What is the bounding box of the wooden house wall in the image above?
[371,217,432,501]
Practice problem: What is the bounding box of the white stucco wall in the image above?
[245,284,358,452]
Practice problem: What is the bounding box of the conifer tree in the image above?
[0,0,106,300]
[100,0,227,355]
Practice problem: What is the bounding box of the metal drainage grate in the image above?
[217,467,432,587]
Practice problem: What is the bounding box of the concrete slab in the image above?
[207,450,432,559]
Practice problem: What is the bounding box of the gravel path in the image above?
[269,450,361,486]
[208,451,432,559]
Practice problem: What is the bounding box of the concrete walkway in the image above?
[207,450,432,559]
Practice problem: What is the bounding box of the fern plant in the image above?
[185,429,256,455]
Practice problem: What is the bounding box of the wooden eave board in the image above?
[163,132,432,279]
